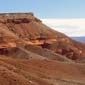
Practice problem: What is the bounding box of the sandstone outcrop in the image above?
[0,13,85,61]
[0,13,85,85]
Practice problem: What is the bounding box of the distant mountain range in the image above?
[72,37,85,43]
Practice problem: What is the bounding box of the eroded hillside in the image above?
[0,13,85,61]
[0,13,85,85]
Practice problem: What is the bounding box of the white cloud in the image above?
[41,19,85,37]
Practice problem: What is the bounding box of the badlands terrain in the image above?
[0,13,85,85]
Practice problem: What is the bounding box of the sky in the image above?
[42,19,85,37]
[0,0,85,36]
[0,0,85,18]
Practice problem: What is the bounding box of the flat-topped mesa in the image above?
[0,12,41,23]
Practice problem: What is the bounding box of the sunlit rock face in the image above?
[0,13,85,85]
[0,13,85,61]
